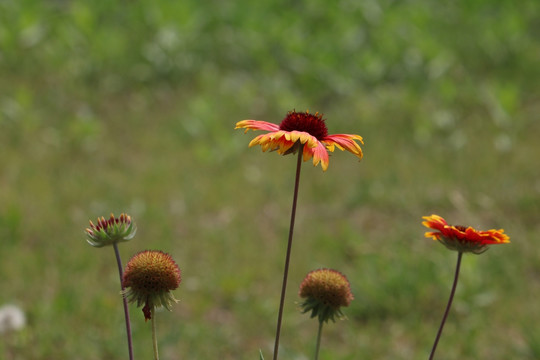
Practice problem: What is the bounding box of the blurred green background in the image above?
[1,0,539,359]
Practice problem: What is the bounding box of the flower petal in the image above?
[249,133,282,152]
[235,120,280,133]
[304,141,330,171]
[273,135,297,154]
[323,134,364,160]
[422,214,448,234]
[283,131,319,148]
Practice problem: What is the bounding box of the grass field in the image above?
[1,0,539,359]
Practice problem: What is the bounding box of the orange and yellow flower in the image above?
[235,110,363,171]
[422,214,510,254]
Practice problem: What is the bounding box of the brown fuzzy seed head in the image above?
[299,268,353,308]
[123,250,181,296]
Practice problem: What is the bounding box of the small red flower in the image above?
[235,110,363,171]
[422,214,510,254]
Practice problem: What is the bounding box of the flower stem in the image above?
[272,146,304,360]
[113,243,134,360]
[314,321,324,360]
[152,308,160,360]
[429,251,463,360]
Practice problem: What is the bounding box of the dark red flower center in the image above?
[455,225,467,232]
[279,111,329,140]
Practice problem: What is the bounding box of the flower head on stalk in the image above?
[122,250,181,321]
[299,268,354,323]
[422,214,510,254]
[235,110,363,171]
[86,213,137,248]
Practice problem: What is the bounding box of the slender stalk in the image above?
[113,243,134,360]
[314,321,324,360]
[152,309,160,360]
[429,251,463,360]
[272,147,304,360]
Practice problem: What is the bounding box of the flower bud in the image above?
[86,213,136,248]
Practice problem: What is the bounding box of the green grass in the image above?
[1,0,539,358]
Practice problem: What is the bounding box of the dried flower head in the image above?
[86,213,136,248]
[422,214,510,254]
[122,250,181,320]
[235,110,363,171]
[299,268,354,323]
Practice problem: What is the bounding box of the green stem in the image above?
[152,308,160,360]
[314,321,324,360]
[113,243,134,360]
[429,251,463,360]
[272,146,304,360]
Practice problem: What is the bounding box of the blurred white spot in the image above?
[20,24,46,48]
[0,304,26,333]
[494,134,512,153]
[433,110,455,129]
[156,26,179,50]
